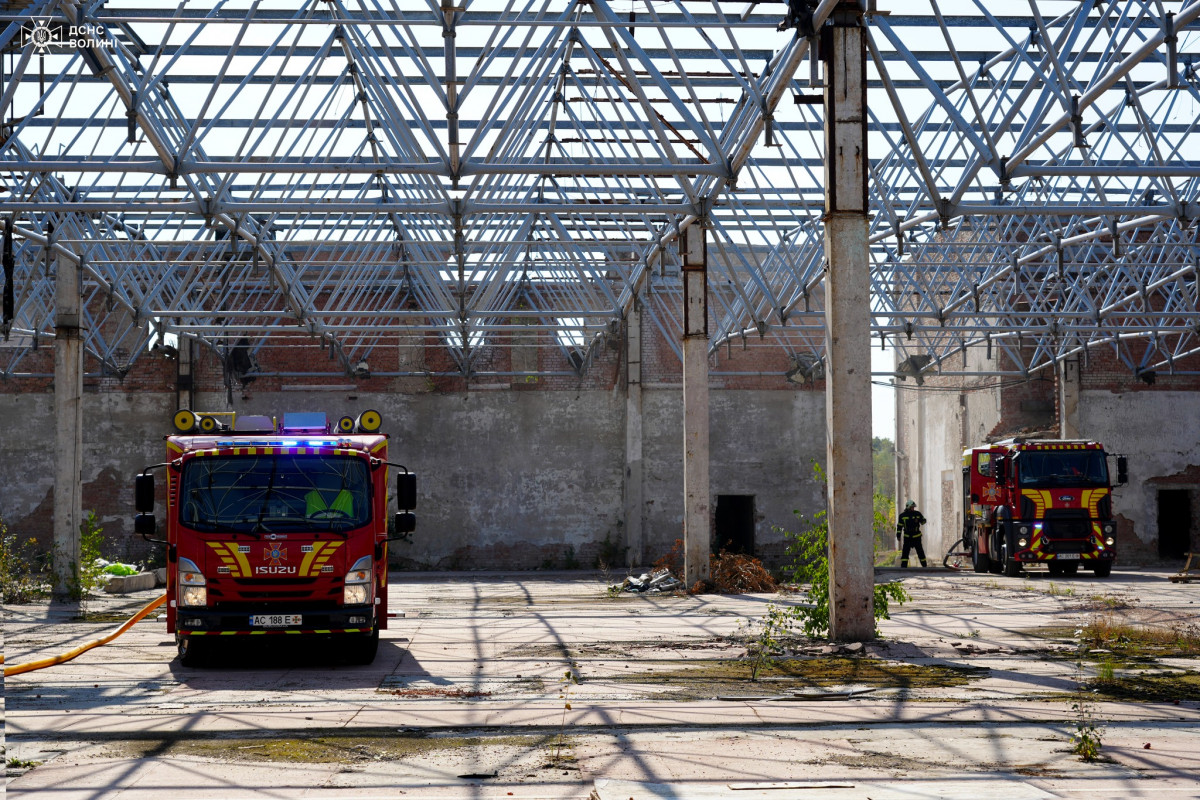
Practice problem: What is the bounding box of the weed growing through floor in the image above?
[6,758,42,770]
[1070,627,1105,762]
[741,603,797,681]
[1086,593,1133,611]
[752,463,909,648]
[57,511,108,607]
[1081,614,1200,656]
[1046,582,1075,597]
[594,532,626,569]
[552,669,578,764]
[1,515,50,603]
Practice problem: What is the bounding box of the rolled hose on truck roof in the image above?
[3,593,166,677]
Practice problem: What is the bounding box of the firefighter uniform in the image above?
[896,503,928,568]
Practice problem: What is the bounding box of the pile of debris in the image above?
[615,569,684,594]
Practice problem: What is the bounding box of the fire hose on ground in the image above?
[3,593,167,677]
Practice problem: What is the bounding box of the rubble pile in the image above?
[615,569,684,594]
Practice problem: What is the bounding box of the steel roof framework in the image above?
[1,0,1199,382]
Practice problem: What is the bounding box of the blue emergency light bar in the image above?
[281,412,329,433]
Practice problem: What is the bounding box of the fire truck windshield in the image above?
[1017,450,1108,488]
[179,455,371,533]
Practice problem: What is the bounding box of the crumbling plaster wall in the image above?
[1077,390,1200,557]
[0,391,176,562]
[639,387,826,567]
[894,349,1002,562]
[895,389,961,560]
[0,387,825,570]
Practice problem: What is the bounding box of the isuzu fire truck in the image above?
[962,439,1126,578]
[134,410,416,666]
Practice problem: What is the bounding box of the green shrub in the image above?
[773,463,910,639]
[0,516,50,604]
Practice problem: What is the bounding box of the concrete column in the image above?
[682,224,711,587]
[1058,356,1080,439]
[53,250,84,599]
[823,2,874,642]
[624,299,644,568]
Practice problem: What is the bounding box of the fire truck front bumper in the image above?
[176,605,376,636]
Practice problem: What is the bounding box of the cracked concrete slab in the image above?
[5,568,1200,799]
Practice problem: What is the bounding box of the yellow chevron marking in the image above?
[299,541,343,576]
[207,541,252,577]
[1022,489,1047,516]
[299,542,326,576]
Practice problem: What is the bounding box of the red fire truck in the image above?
[961,439,1126,578]
[133,410,416,666]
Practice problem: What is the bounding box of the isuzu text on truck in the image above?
[133,410,416,666]
[961,439,1126,578]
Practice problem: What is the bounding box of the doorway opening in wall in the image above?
[1157,489,1192,560]
[715,495,755,556]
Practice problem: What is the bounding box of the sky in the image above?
[872,347,896,442]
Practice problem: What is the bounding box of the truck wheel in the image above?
[1091,562,1112,578]
[347,630,379,665]
[1002,545,1022,577]
[987,534,1004,574]
[177,635,210,668]
[972,545,990,574]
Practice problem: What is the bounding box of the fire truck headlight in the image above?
[178,558,207,607]
[1103,523,1116,535]
[344,556,372,606]
[1017,538,1028,548]
[1105,536,1115,546]
[1018,525,1030,535]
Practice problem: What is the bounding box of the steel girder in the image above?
[1,0,1198,381]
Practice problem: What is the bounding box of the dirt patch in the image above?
[822,752,953,773]
[382,687,492,699]
[111,733,556,764]
[1089,671,1200,702]
[610,657,986,700]
[506,638,734,659]
[70,612,137,624]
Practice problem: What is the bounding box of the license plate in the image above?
[250,614,302,627]
[1056,553,1080,560]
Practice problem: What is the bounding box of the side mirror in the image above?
[134,513,157,537]
[394,511,415,535]
[1117,456,1128,485]
[992,456,1007,482]
[135,474,155,513]
[396,472,417,511]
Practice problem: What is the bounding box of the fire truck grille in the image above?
[1043,511,1090,541]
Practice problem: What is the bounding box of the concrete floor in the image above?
[4,567,1200,799]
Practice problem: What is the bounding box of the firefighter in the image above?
[896,500,928,568]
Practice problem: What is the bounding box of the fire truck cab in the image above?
[133,410,415,666]
[962,439,1126,578]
